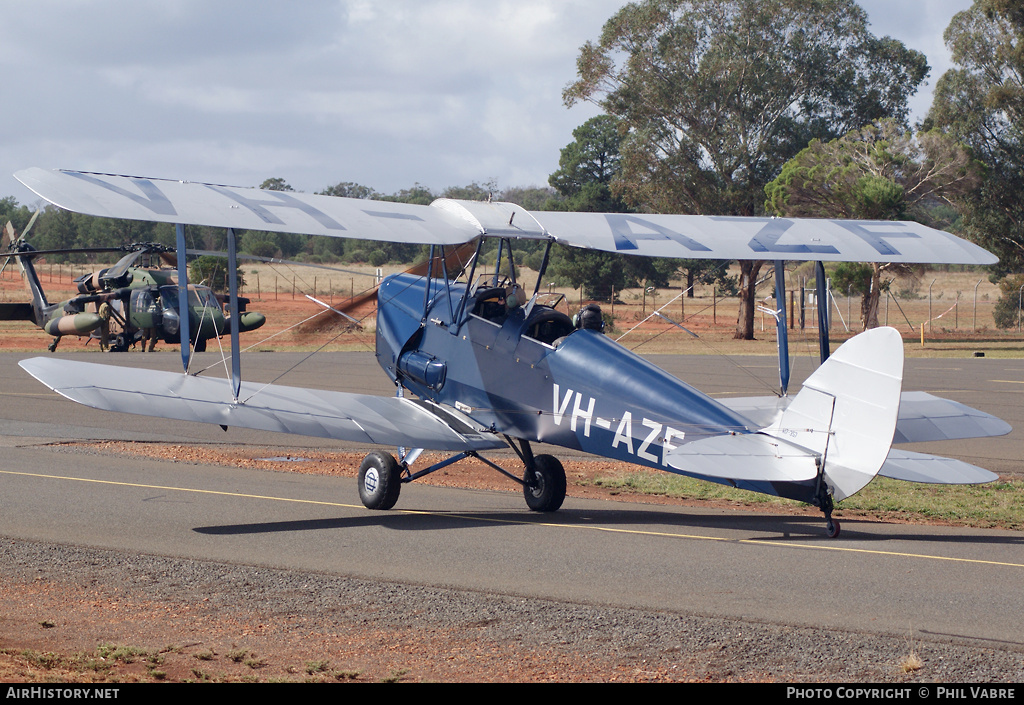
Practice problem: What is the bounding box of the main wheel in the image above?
[523,454,566,512]
[358,452,402,510]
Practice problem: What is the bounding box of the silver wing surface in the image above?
[14,168,483,244]
[721,392,1012,444]
[19,357,505,452]
[15,168,997,265]
[719,392,1010,485]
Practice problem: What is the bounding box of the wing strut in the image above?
[773,260,790,396]
[175,224,191,372]
[227,227,241,400]
[815,261,830,364]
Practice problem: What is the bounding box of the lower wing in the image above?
[19,357,505,452]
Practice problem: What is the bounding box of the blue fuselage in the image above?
[375,273,758,474]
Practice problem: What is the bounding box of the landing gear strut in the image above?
[354,439,566,513]
[815,483,841,539]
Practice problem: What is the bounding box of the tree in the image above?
[563,0,928,338]
[549,115,629,213]
[546,114,686,300]
[765,120,980,329]
[189,255,245,293]
[259,177,294,192]
[926,1,1024,266]
[925,0,1024,322]
[318,182,379,200]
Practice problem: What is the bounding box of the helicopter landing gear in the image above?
[357,451,403,510]
[47,337,60,353]
[523,454,566,513]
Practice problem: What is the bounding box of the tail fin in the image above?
[762,327,904,500]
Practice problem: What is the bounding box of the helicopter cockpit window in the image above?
[159,285,222,312]
[192,287,222,311]
[130,289,159,314]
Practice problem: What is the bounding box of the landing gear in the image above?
[357,451,403,510]
[814,481,841,539]
[523,454,566,512]
[825,518,841,539]
[353,440,566,514]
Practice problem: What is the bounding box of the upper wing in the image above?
[14,168,483,245]
[528,210,997,265]
[16,168,996,265]
[19,357,505,452]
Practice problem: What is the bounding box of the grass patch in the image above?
[586,471,1024,530]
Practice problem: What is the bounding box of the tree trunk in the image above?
[734,260,764,340]
[860,263,882,330]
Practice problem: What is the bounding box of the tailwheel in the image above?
[358,451,403,510]
[826,518,841,539]
[814,478,841,539]
[523,454,566,512]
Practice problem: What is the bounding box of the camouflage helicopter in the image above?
[1,220,265,352]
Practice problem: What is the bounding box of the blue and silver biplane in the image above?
[12,168,1011,537]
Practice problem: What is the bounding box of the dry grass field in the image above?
[2,257,1022,357]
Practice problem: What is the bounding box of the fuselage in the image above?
[375,273,756,471]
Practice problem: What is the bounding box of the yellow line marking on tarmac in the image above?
[4,468,1024,569]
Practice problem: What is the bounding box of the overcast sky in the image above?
[1,0,974,207]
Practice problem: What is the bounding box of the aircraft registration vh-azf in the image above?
[12,168,1012,538]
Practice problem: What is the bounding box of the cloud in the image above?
[0,0,976,206]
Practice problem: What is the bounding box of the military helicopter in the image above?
[13,168,1013,538]
[2,222,266,353]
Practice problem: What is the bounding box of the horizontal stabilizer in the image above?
[721,391,1011,444]
[880,449,999,485]
[19,357,506,452]
[892,391,1012,443]
[665,432,819,482]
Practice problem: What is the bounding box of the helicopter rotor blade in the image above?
[101,249,145,281]
[20,209,41,241]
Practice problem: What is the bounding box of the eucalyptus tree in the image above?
[563,0,928,338]
[926,0,1024,281]
[765,120,980,329]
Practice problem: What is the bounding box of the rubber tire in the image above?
[193,337,207,352]
[358,452,402,510]
[523,455,566,512]
[826,519,841,539]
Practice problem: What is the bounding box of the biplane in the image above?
[13,168,1012,537]
[1,224,266,352]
